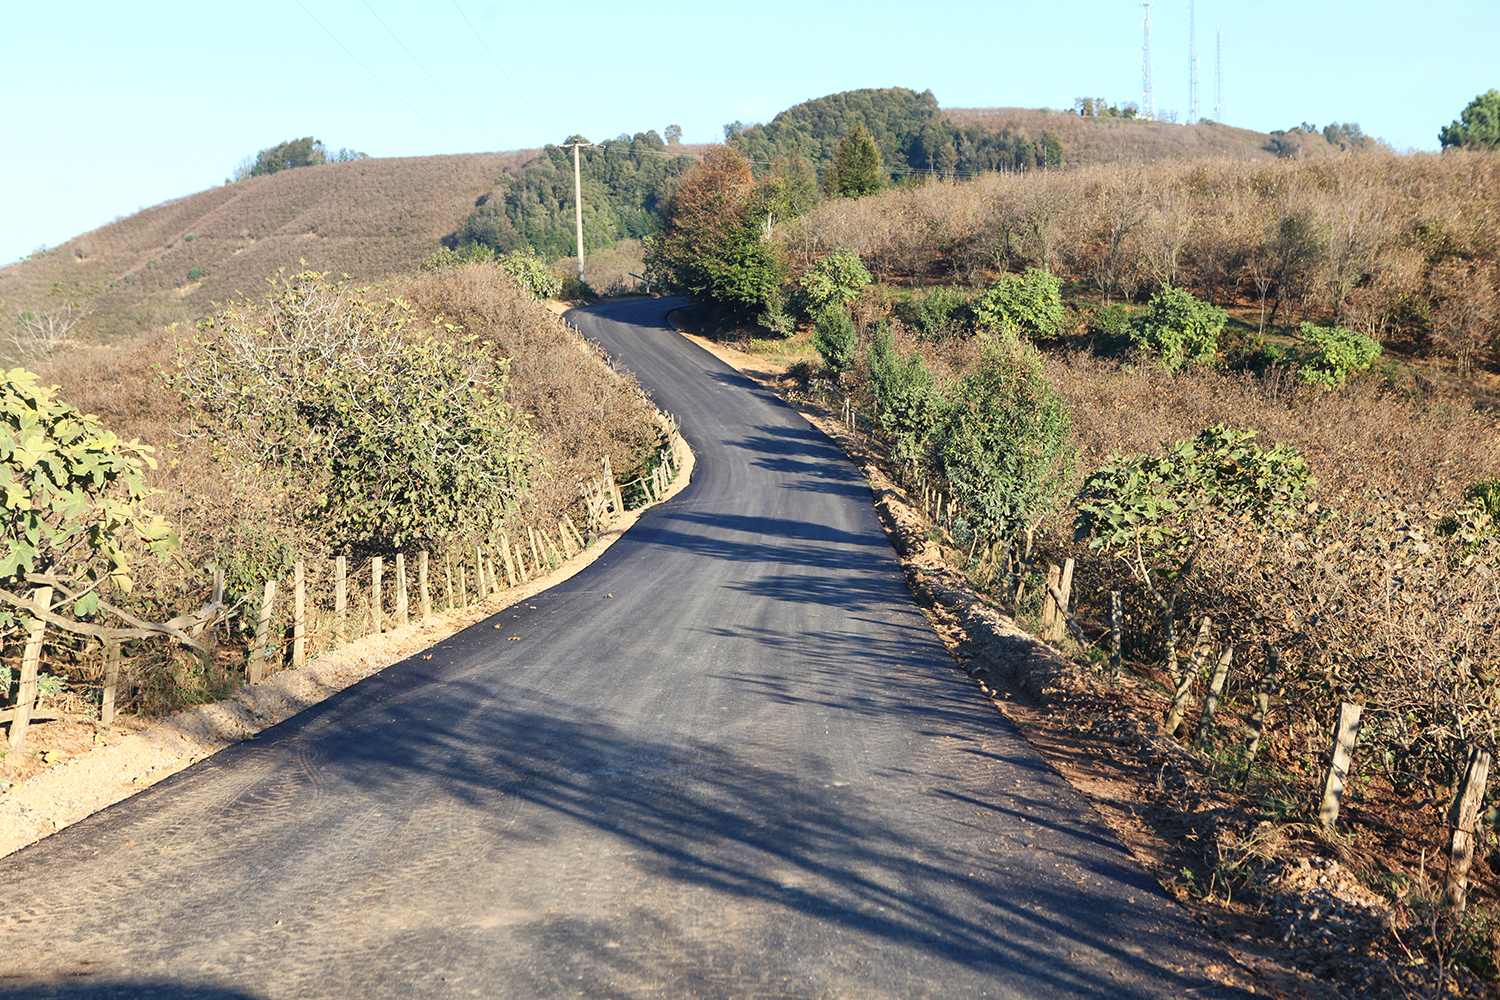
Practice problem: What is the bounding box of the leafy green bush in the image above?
[422,245,495,272]
[498,250,565,301]
[812,308,858,379]
[1087,303,1132,347]
[0,368,178,621]
[935,333,1073,540]
[799,248,871,315]
[867,325,945,462]
[1074,425,1315,668]
[755,284,797,338]
[897,286,972,340]
[424,247,564,301]
[970,267,1065,338]
[187,266,205,282]
[1128,284,1227,370]
[1283,321,1382,388]
[176,271,536,550]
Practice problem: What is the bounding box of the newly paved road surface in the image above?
[0,299,1245,999]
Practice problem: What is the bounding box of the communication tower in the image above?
[1188,0,1199,122]
[1215,25,1223,123]
[1141,1,1155,119]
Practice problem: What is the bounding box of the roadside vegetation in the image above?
[2,261,662,719]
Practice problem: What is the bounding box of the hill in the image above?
[3,90,1377,348]
[943,107,1338,164]
[1,150,534,342]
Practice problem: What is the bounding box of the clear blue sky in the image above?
[2,0,1492,267]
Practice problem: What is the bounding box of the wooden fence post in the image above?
[8,586,52,752]
[292,560,306,670]
[1040,563,1062,641]
[419,550,431,620]
[1164,616,1213,736]
[1447,745,1493,910]
[443,551,455,612]
[371,556,383,635]
[334,555,347,646]
[395,552,409,628]
[513,539,528,581]
[457,560,468,609]
[500,533,518,586]
[1109,590,1124,680]
[1244,642,1281,773]
[249,579,276,684]
[528,526,544,573]
[1318,701,1364,831]
[101,638,122,727]
[1193,645,1234,750]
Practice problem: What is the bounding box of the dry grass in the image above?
[2,151,540,347]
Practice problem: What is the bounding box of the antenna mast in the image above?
[1215,25,1223,123]
[1188,0,1199,123]
[1141,1,1155,119]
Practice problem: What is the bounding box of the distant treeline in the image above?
[232,137,369,182]
[456,88,1065,263]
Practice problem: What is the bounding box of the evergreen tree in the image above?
[830,122,885,198]
[1440,90,1500,150]
[644,146,787,324]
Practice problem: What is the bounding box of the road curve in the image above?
[0,298,1245,999]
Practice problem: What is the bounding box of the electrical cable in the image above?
[362,1,505,148]
[449,0,557,140]
[291,0,473,153]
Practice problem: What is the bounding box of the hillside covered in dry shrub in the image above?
[1,150,536,343]
[780,151,1500,365]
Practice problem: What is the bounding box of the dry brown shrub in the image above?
[779,151,1500,366]
[1043,352,1500,501]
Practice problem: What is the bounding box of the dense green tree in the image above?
[828,122,885,198]
[1440,90,1500,150]
[1040,131,1064,168]
[644,146,787,324]
[799,248,871,314]
[250,137,326,177]
[811,307,858,378]
[970,268,1065,338]
[867,326,944,463]
[664,124,683,145]
[460,133,691,258]
[935,333,1073,540]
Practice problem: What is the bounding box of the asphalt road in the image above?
[0,299,1246,999]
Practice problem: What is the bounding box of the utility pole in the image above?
[560,139,591,286]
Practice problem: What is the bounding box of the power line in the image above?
[362,1,504,148]
[291,0,472,152]
[449,0,556,140]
